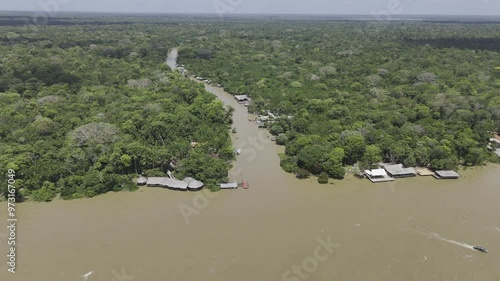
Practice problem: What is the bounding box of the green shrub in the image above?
[318,172,329,184]
[328,164,346,180]
[31,181,57,202]
[280,155,297,173]
[296,168,310,179]
[59,176,83,200]
[276,134,289,145]
[270,124,284,135]
[210,184,221,192]
[144,168,165,177]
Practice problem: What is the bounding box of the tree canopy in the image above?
[176,18,500,178]
[0,17,234,201]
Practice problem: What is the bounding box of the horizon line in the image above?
[1,10,500,17]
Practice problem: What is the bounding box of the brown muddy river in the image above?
[1,49,499,281]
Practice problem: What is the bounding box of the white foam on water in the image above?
[386,255,428,276]
[81,271,93,281]
[463,254,474,260]
[481,226,500,234]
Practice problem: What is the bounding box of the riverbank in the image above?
[0,48,498,281]
[1,162,499,281]
[167,48,492,186]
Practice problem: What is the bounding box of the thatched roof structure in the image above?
[136,176,148,185]
[140,175,204,191]
[147,177,188,190]
[182,177,204,190]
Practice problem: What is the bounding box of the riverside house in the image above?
[234,95,251,106]
[433,170,460,180]
[380,163,417,178]
[138,176,205,191]
[364,169,395,183]
[490,137,500,157]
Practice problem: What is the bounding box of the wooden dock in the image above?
[416,167,435,176]
[366,175,395,183]
[219,180,249,189]
[241,181,249,189]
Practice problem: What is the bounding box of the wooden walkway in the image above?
[367,175,395,183]
[416,167,435,176]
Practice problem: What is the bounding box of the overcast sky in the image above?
[1,0,499,15]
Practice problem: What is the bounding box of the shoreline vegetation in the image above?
[175,18,500,182]
[0,16,235,202]
[1,15,499,202]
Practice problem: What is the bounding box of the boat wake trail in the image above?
[482,226,500,234]
[404,228,475,251]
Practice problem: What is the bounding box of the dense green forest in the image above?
[177,19,500,179]
[1,15,499,200]
[0,17,234,201]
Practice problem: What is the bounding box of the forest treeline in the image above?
[177,20,500,179]
[0,20,234,201]
[1,15,499,199]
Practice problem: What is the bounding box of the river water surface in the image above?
[1,49,499,281]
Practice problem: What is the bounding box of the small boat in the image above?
[473,246,488,253]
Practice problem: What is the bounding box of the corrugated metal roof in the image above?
[384,164,416,175]
[220,182,238,189]
[435,170,460,178]
[147,177,188,190]
[365,169,387,177]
